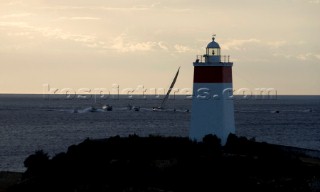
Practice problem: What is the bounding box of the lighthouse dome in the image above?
[207,37,220,48]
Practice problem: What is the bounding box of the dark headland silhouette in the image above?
[4,134,320,192]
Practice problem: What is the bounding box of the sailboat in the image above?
[102,104,113,111]
[153,67,180,111]
[126,104,140,112]
[133,106,140,111]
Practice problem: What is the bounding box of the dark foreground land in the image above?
[3,134,320,192]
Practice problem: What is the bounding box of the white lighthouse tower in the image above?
[189,35,235,145]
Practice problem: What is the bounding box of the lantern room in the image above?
[205,36,221,63]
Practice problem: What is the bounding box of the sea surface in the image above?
[0,94,319,172]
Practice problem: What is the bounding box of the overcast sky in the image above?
[0,0,319,95]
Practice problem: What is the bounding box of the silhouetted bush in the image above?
[23,150,49,178]
[24,150,49,169]
[202,134,221,147]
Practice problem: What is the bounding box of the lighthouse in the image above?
[189,35,235,145]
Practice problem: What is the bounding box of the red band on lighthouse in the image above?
[193,66,232,83]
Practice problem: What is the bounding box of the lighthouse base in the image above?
[189,83,235,145]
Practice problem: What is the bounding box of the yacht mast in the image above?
[160,67,180,109]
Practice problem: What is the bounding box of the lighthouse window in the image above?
[207,48,220,56]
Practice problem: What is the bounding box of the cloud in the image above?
[273,52,320,61]
[110,34,157,52]
[158,42,169,51]
[58,17,101,20]
[163,7,192,13]
[0,21,166,53]
[222,39,261,50]
[6,31,33,38]
[222,39,289,53]
[38,27,97,44]
[99,6,149,11]
[266,40,287,48]
[37,3,193,14]
[38,6,150,12]
[0,21,30,28]
[272,52,293,59]
[6,1,25,6]
[221,38,320,64]
[0,13,34,18]
[296,53,320,61]
[174,44,193,53]
[308,0,320,4]
[0,21,97,46]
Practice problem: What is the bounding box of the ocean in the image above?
[0,94,319,172]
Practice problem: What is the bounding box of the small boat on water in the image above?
[302,108,313,113]
[152,107,162,111]
[89,106,98,112]
[102,105,113,111]
[133,106,140,111]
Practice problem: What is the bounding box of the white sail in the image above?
[159,67,180,109]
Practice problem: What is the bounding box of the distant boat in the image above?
[89,106,98,112]
[302,108,313,113]
[154,67,180,111]
[73,108,79,113]
[127,104,140,111]
[133,106,140,111]
[152,107,162,111]
[102,105,112,111]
